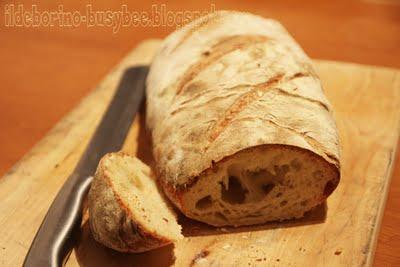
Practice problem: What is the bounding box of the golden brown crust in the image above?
[175,35,270,95]
[206,73,284,143]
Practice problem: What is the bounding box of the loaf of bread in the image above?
[88,153,182,252]
[146,11,340,226]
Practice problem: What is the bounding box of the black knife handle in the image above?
[23,174,92,267]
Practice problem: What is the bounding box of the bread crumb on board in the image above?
[222,244,231,250]
[191,250,210,266]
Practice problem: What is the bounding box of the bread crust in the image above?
[146,11,340,187]
[146,11,341,226]
[88,154,172,253]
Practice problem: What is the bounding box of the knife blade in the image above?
[23,66,149,267]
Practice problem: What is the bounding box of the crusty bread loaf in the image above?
[88,152,182,252]
[146,11,340,226]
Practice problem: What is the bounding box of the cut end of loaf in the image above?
[88,152,183,253]
[174,145,339,227]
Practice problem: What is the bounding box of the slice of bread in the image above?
[88,152,183,253]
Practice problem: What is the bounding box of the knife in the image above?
[23,66,149,267]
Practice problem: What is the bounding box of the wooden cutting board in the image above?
[0,39,399,267]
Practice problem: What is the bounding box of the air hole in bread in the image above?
[313,170,323,180]
[247,168,269,180]
[262,183,275,195]
[215,212,228,221]
[246,213,262,218]
[290,159,302,171]
[280,200,288,207]
[128,174,143,190]
[323,180,336,196]
[195,195,213,210]
[274,164,290,176]
[300,200,308,206]
[220,176,247,204]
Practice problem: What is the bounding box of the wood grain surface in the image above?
[0,40,399,267]
[0,1,399,266]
